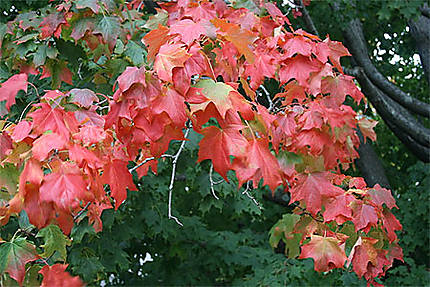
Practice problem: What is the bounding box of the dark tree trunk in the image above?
[355,129,391,188]
[408,10,430,84]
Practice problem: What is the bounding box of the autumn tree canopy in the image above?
[0,0,426,286]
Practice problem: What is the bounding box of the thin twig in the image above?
[291,202,324,222]
[27,82,40,98]
[18,101,35,122]
[209,163,220,200]
[77,61,83,80]
[17,82,39,122]
[213,179,224,185]
[129,154,173,173]
[242,181,262,210]
[168,123,192,226]
[137,0,144,11]
[296,0,319,37]
[259,85,274,112]
[97,106,110,111]
[98,98,108,106]
[73,202,91,221]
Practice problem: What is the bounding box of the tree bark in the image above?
[408,10,430,84]
[343,18,430,118]
[295,0,319,37]
[355,129,391,188]
[348,67,430,162]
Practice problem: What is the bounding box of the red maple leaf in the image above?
[68,88,99,108]
[275,81,306,105]
[386,242,403,269]
[367,184,397,209]
[349,237,389,281]
[198,122,248,179]
[0,237,39,285]
[11,120,32,142]
[290,172,344,215]
[69,144,103,169]
[133,112,170,142]
[39,12,67,39]
[39,264,84,287]
[24,186,54,229]
[322,74,363,105]
[142,24,171,62]
[115,66,146,94]
[351,201,378,232]
[358,117,378,143]
[29,103,79,139]
[173,44,213,95]
[31,133,67,161]
[212,18,256,63]
[244,53,277,89]
[282,35,313,58]
[322,193,354,224]
[152,88,187,127]
[316,37,350,72]
[87,202,112,233]
[73,126,106,146]
[233,138,283,191]
[382,208,402,243]
[169,19,206,45]
[293,128,332,156]
[184,2,217,21]
[19,158,44,192]
[279,55,322,87]
[189,79,253,122]
[75,107,105,127]
[154,44,190,82]
[299,235,347,272]
[39,163,91,210]
[101,159,137,208]
[0,133,13,161]
[0,73,28,112]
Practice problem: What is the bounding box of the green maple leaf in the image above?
[125,40,146,66]
[0,237,38,285]
[94,15,121,51]
[75,0,100,13]
[37,224,71,261]
[269,213,302,258]
[0,163,20,194]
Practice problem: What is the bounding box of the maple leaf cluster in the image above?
[0,0,402,285]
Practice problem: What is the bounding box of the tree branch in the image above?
[73,202,91,221]
[343,18,430,118]
[408,11,430,83]
[347,66,430,161]
[209,163,220,200]
[348,67,430,147]
[384,116,430,163]
[242,182,262,210]
[419,2,430,18]
[354,128,391,188]
[167,123,191,226]
[129,154,174,173]
[294,0,319,37]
